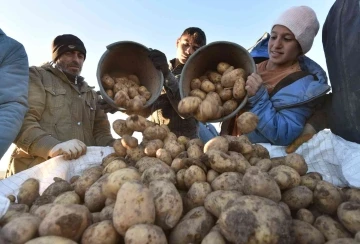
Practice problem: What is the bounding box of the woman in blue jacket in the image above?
[222,6,330,146]
[0,29,29,159]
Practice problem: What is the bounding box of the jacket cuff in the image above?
[29,135,61,159]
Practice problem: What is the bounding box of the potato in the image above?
[100,204,114,221]
[102,168,141,199]
[17,178,40,207]
[281,185,313,210]
[126,146,146,164]
[300,174,320,191]
[141,163,176,185]
[218,195,293,243]
[74,166,103,199]
[169,206,215,244]
[314,215,352,241]
[236,111,259,134]
[223,99,238,115]
[178,96,202,116]
[215,83,224,94]
[0,215,41,243]
[225,135,253,154]
[223,66,234,75]
[186,145,202,160]
[103,159,127,174]
[113,82,127,94]
[84,174,109,212]
[204,190,243,218]
[291,219,325,244]
[149,180,183,229]
[278,201,291,216]
[138,86,151,100]
[255,158,272,172]
[154,148,172,165]
[221,68,243,88]
[102,74,115,89]
[200,80,216,93]
[343,188,360,203]
[207,71,222,83]
[127,97,144,111]
[284,153,308,176]
[39,204,92,241]
[113,139,127,157]
[202,225,227,244]
[219,88,233,101]
[233,77,246,100]
[242,166,281,202]
[185,182,212,211]
[42,177,73,197]
[186,138,204,150]
[190,78,202,90]
[296,208,315,224]
[205,149,237,173]
[113,181,155,236]
[324,239,359,244]
[127,86,139,99]
[126,114,149,132]
[217,62,231,74]
[314,180,343,215]
[211,172,243,192]
[143,125,168,140]
[105,89,114,99]
[25,236,77,244]
[121,135,138,149]
[53,191,81,205]
[176,169,187,190]
[144,139,164,157]
[91,212,101,223]
[204,136,229,153]
[337,201,360,234]
[136,157,168,173]
[128,74,140,85]
[164,140,185,159]
[125,224,167,244]
[184,165,207,189]
[190,88,207,100]
[32,203,55,219]
[269,165,301,190]
[207,169,219,183]
[114,90,130,107]
[163,131,177,144]
[81,220,121,244]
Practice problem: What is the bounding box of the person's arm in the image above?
[0,39,29,158]
[163,72,188,117]
[15,67,61,159]
[247,86,312,146]
[93,92,115,146]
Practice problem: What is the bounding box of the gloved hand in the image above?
[98,97,118,114]
[286,123,317,153]
[148,49,170,78]
[48,139,87,160]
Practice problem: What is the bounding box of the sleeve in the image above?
[0,40,29,158]
[163,72,190,118]
[246,85,312,146]
[15,67,61,159]
[93,92,115,146]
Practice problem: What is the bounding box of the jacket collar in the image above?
[169,58,184,76]
[41,62,93,93]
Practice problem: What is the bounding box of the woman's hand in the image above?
[245,73,263,97]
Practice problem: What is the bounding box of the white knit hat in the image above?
[272,6,319,54]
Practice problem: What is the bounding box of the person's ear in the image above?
[176,38,181,48]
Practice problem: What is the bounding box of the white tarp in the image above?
[0,146,114,218]
[1,130,360,219]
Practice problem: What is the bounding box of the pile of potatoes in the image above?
[1,114,360,244]
[101,73,152,111]
[178,62,247,122]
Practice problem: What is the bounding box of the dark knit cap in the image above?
[52,34,86,61]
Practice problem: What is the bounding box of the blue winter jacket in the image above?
[246,33,330,146]
[0,29,29,158]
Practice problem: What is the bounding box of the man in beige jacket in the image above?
[6,34,114,177]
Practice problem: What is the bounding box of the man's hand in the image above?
[245,73,263,97]
[148,49,170,77]
[48,139,87,160]
[286,123,317,153]
[98,97,118,114]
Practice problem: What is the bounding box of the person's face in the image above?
[268,25,302,68]
[176,34,202,64]
[56,50,85,76]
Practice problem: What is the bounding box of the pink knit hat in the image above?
[272,6,319,54]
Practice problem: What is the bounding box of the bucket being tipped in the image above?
[97,41,164,111]
[179,41,256,122]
